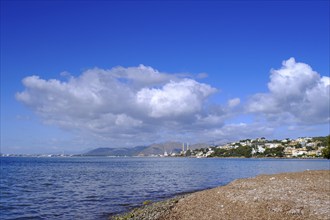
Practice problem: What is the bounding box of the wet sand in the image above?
[110,170,330,220]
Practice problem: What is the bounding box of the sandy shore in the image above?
[110,170,330,220]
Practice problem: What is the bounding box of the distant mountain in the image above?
[84,146,148,156]
[84,142,211,156]
[138,142,183,156]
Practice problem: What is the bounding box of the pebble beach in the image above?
[110,170,330,220]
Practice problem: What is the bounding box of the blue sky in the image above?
[1,0,329,154]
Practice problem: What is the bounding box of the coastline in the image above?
[110,169,330,220]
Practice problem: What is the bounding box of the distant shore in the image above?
[110,169,330,220]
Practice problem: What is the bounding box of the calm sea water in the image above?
[0,157,329,220]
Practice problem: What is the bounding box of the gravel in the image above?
[109,170,330,220]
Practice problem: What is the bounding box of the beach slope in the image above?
[110,170,330,220]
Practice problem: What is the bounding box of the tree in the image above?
[212,148,228,157]
[264,147,284,157]
[306,146,314,151]
[322,136,330,159]
[322,145,330,159]
[235,145,252,158]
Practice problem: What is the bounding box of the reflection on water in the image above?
[1,157,329,219]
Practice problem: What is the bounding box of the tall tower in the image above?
[182,142,185,152]
[187,143,189,151]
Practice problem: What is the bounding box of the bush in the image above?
[143,200,152,205]
[322,145,330,159]
[264,147,284,157]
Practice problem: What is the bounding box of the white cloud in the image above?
[110,64,175,87]
[16,65,222,147]
[213,123,274,138]
[196,72,208,79]
[228,98,240,108]
[15,59,329,150]
[247,57,330,124]
[136,79,217,118]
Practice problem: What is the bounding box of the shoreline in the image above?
[1,155,327,159]
[110,169,330,220]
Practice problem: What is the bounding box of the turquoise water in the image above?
[1,157,329,219]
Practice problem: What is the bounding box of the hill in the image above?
[84,146,148,156]
[138,142,182,156]
[84,142,210,156]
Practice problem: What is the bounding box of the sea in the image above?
[0,157,329,220]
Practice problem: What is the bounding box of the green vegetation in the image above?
[143,200,152,205]
[211,145,252,158]
[320,136,330,159]
[210,146,285,158]
[264,147,284,157]
[313,135,329,146]
[185,149,192,157]
[322,145,330,159]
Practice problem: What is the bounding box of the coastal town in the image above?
[163,136,330,159]
[1,136,329,159]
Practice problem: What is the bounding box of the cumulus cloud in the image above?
[16,65,223,147]
[136,79,217,118]
[247,58,330,124]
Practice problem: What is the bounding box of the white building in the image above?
[265,143,281,148]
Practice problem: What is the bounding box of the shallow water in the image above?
[1,157,329,219]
